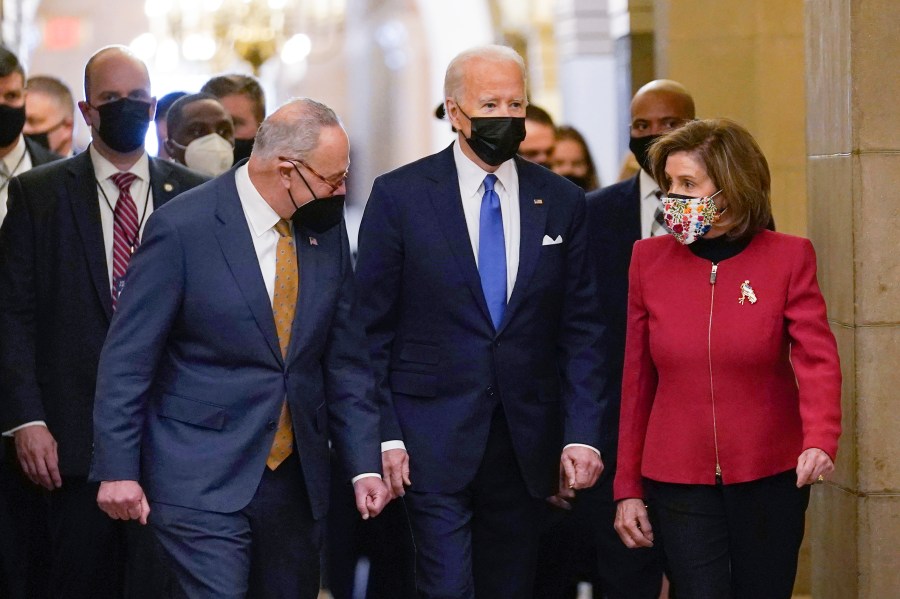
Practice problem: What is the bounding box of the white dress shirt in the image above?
[0,136,34,226]
[453,140,520,300]
[234,165,379,483]
[90,145,155,287]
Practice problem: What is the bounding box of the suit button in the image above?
[486,386,495,398]
[267,421,276,430]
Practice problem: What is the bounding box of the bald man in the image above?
[564,80,696,599]
[90,98,387,598]
[0,45,207,598]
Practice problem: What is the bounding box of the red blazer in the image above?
[613,230,842,500]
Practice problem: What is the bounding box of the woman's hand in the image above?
[796,447,835,487]
[614,498,655,548]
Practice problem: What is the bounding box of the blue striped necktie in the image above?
[478,174,507,330]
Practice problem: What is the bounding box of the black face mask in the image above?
[458,107,526,167]
[288,163,345,233]
[232,137,254,165]
[563,174,592,190]
[24,119,67,153]
[629,134,662,176]
[0,104,26,147]
[93,98,152,153]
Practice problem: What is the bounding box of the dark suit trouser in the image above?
[47,477,172,599]
[404,407,546,599]
[534,469,663,599]
[646,470,810,599]
[0,447,50,599]
[325,460,416,599]
[150,452,322,599]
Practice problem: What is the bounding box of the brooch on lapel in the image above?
[163,183,174,192]
[738,280,757,305]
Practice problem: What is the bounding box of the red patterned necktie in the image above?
[110,171,140,309]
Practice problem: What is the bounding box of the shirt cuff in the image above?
[2,421,47,437]
[351,473,383,483]
[563,443,601,459]
[381,440,406,452]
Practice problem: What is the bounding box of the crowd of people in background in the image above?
[0,39,841,599]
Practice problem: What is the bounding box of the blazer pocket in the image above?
[537,377,561,403]
[390,370,437,398]
[157,394,227,431]
[398,342,440,365]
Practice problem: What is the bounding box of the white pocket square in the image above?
[542,235,563,246]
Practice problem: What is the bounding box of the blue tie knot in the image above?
[483,174,497,193]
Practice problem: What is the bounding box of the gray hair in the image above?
[443,45,527,102]
[252,97,341,161]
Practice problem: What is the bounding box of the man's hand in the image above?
[614,498,654,548]
[14,426,62,490]
[353,476,390,520]
[560,445,603,490]
[546,466,577,510]
[382,448,411,500]
[97,480,150,525]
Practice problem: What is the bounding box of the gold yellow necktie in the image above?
[267,219,297,470]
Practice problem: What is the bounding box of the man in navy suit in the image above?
[0,46,207,598]
[355,45,611,599]
[90,98,388,599]
[579,79,696,599]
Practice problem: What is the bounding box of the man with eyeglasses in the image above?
[89,97,387,598]
[565,80,695,599]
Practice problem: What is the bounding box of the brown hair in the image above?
[555,125,599,191]
[648,118,771,240]
[201,74,266,125]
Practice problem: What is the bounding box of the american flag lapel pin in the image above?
[534,198,543,205]
[308,237,318,246]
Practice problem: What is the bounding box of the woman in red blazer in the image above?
[612,119,841,598]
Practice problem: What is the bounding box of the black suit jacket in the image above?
[24,136,63,168]
[584,174,641,462]
[0,150,207,477]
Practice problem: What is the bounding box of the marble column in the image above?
[805,0,900,596]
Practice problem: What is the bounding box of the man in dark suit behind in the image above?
[355,45,611,599]
[0,43,62,599]
[578,79,696,599]
[90,98,388,599]
[0,46,207,598]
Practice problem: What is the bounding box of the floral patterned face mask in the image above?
[661,190,723,245]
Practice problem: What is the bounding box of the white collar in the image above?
[235,163,281,238]
[89,144,150,183]
[452,140,518,197]
[638,168,659,200]
[1,136,27,172]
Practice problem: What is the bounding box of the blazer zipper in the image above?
[708,262,723,483]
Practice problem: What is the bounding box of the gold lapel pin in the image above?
[163,183,174,192]
[534,199,543,205]
[739,280,757,305]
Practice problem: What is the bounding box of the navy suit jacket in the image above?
[0,151,207,476]
[89,168,381,519]
[584,174,641,462]
[355,144,611,499]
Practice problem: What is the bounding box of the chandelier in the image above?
[140,0,346,75]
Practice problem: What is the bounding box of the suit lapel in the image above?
[427,147,493,327]
[213,177,283,366]
[148,158,180,209]
[67,152,113,321]
[285,223,322,365]
[625,174,642,243]
[498,159,547,335]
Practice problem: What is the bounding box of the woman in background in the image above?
[550,125,600,191]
